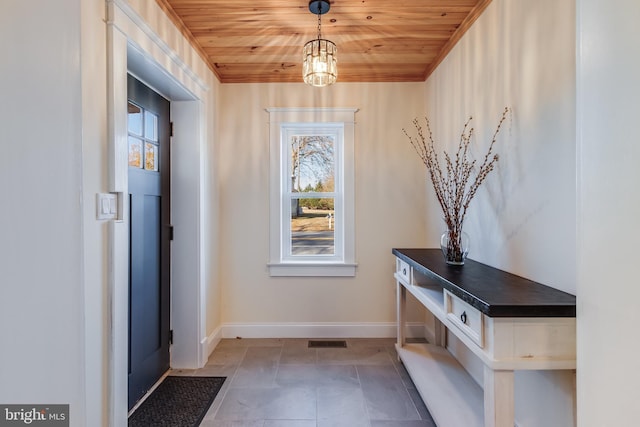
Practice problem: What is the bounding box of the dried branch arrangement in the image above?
[403,107,510,263]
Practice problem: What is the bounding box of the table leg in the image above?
[434,317,446,347]
[396,281,406,357]
[483,365,514,427]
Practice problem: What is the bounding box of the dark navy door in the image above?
[127,75,171,410]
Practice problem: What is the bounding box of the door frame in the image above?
[107,1,210,425]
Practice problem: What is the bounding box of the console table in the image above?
[393,248,576,427]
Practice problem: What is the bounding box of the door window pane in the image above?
[145,143,158,171]
[144,111,158,141]
[129,137,143,168]
[128,102,143,136]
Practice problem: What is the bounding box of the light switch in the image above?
[97,193,118,220]
[101,198,110,214]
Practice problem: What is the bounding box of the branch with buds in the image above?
[403,107,510,263]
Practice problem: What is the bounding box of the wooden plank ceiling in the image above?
[156,0,492,83]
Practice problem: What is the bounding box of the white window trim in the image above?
[267,107,358,277]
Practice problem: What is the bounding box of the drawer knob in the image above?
[460,311,467,324]
[403,268,407,275]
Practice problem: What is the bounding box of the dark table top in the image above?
[392,248,576,318]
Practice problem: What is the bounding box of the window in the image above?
[267,108,357,276]
[285,126,339,259]
[127,102,159,171]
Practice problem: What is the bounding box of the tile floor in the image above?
[171,338,436,427]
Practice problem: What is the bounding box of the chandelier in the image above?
[303,0,337,87]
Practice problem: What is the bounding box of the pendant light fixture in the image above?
[303,0,337,87]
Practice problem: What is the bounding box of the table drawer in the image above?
[445,290,484,348]
[396,258,411,283]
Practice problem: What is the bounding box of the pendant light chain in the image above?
[317,3,322,40]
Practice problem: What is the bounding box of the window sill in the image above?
[268,262,357,277]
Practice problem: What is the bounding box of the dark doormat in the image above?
[128,376,226,427]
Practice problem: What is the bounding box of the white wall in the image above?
[81,0,110,423]
[424,0,576,426]
[425,0,576,294]
[576,0,640,425]
[1,0,221,425]
[217,83,428,332]
[0,0,88,424]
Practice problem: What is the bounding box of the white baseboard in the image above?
[200,322,428,362]
[219,321,425,339]
[202,325,223,363]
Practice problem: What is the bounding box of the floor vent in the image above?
[308,340,347,348]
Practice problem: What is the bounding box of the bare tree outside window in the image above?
[291,136,334,191]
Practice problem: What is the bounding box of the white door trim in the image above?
[106,1,209,425]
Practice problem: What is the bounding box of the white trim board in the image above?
[202,322,426,360]
[200,325,224,368]
[202,323,428,361]
[216,322,426,340]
